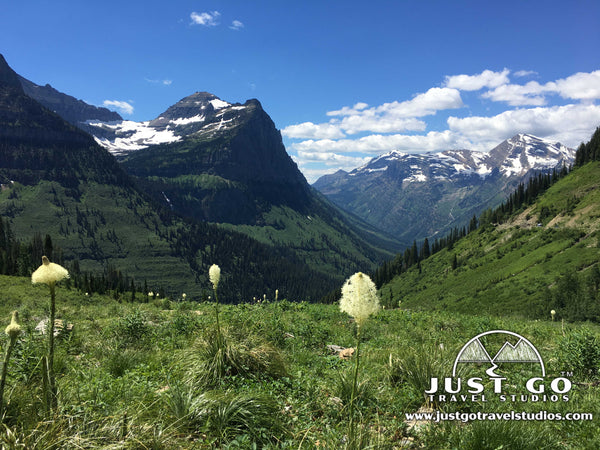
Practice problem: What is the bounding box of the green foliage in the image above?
[336,371,375,409]
[422,420,562,450]
[113,310,152,346]
[183,328,287,389]
[190,390,286,446]
[0,274,597,447]
[557,329,600,380]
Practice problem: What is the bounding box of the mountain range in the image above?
[381,137,600,321]
[314,134,575,245]
[0,54,397,300]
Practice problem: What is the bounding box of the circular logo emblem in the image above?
[452,330,545,377]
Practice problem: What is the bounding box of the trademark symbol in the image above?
[561,371,574,377]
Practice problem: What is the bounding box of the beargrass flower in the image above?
[339,272,380,446]
[31,256,69,286]
[551,309,556,321]
[339,272,380,327]
[209,264,221,290]
[31,256,67,410]
[4,311,21,340]
[0,311,22,417]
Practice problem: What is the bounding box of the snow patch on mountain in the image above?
[346,134,573,184]
[170,115,206,126]
[86,93,249,156]
[87,120,181,154]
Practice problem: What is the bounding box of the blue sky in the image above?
[2,0,599,182]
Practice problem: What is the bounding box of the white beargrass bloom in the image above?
[209,264,221,290]
[339,272,380,327]
[31,256,69,286]
[5,311,21,340]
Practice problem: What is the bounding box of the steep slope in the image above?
[19,75,122,125]
[0,54,341,301]
[314,135,574,246]
[116,93,313,223]
[88,92,399,277]
[382,159,600,320]
[0,54,198,293]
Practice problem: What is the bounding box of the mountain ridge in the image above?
[0,54,397,299]
[313,134,575,245]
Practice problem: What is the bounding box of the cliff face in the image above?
[119,94,312,223]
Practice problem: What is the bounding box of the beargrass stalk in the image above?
[32,256,69,408]
[209,264,223,348]
[0,311,22,419]
[339,272,380,448]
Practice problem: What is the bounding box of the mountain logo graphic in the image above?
[452,330,545,377]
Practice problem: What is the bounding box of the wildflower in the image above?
[31,256,67,410]
[551,309,556,321]
[275,289,279,301]
[4,311,21,340]
[182,293,187,299]
[1,311,22,417]
[339,272,380,327]
[31,256,69,286]
[209,264,221,290]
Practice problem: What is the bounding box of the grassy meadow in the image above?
[0,274,598,448]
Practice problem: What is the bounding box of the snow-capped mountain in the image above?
[85,92,251,156]
[346,134,574,183]
[314,134,575,245]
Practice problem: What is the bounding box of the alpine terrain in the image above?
[314,135,575,246]
[84,91,400,275]
[377,127,600,321]
[0,54,397,300]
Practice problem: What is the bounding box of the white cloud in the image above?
[481,70,600,106]
[230,20,244,30]
[553,70,600,100]
[327,102,369,116]
[297,150,371,167]
[482,81,548,106]
[337,115,426,135]
[290,130,468,154]
[103,100,134,115]
[447,103,600,149]
[372,87,463,118]
[284,88,462,138]
[145,77,173,86]
[190,11,221,27]
[444,69,510,91]
[282,122,346,139]
[514,70,538,77]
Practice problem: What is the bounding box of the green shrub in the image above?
[190,390,286,446]
[557,329,600,380]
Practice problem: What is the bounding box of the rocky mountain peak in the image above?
[0,54,25,96]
